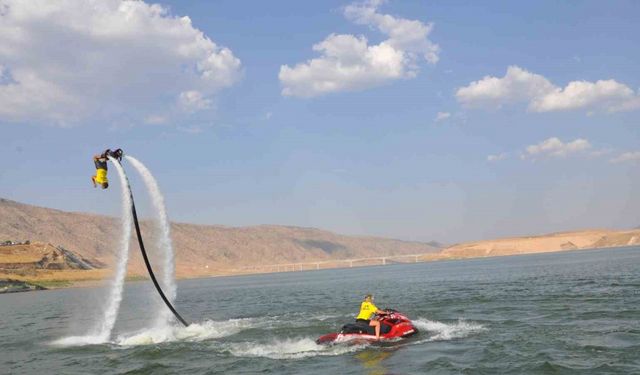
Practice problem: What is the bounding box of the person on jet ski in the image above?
[355,294,387,340]
[91,148,123,189]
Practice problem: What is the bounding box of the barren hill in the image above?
[0,198,441,278]
[422,229,640,261]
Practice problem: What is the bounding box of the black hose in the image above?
[117,159,189,327]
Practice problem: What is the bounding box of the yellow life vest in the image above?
[356,301,378,320]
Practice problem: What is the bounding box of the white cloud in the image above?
[608,96,640,112]
[0,0,241,126]
[610,151,640,164]
[343,0,440,64]
[530,79,635,112]
[434,111,451,122]
[524,137,591,159]
[487,153,508,162]
[179,90,212,112]
[456,66,555,109]
[456,66,640,114]
[279,0,439,97]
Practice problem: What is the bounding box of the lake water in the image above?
[1,247,639,374]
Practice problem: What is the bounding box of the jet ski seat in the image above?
[341,322,392,335]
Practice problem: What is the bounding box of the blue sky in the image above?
[0,0,638,243]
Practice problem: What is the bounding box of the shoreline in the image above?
[3,243,637,294]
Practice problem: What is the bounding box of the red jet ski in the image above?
[316,309,419,344]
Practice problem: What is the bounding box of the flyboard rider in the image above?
[355,294,387,340]
[91,148,123,189]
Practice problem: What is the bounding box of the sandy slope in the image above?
[0,198,440,280]
[424,229,640,261]
[2,197,637,287]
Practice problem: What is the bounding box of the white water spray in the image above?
[53,157,133,346]
[90,156,134,341]
[125,155,177,327]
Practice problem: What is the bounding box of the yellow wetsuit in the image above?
[95,168,108,184]
[356,301,379,321]
[94,157,108,184]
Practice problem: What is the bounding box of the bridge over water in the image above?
[235,253,428,273]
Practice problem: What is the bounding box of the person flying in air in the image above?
[91,148,123,189]
[355,294,387,340]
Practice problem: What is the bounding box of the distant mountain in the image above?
[425,240,445,248]
[0,198,441,278]
[426,229,640,261]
